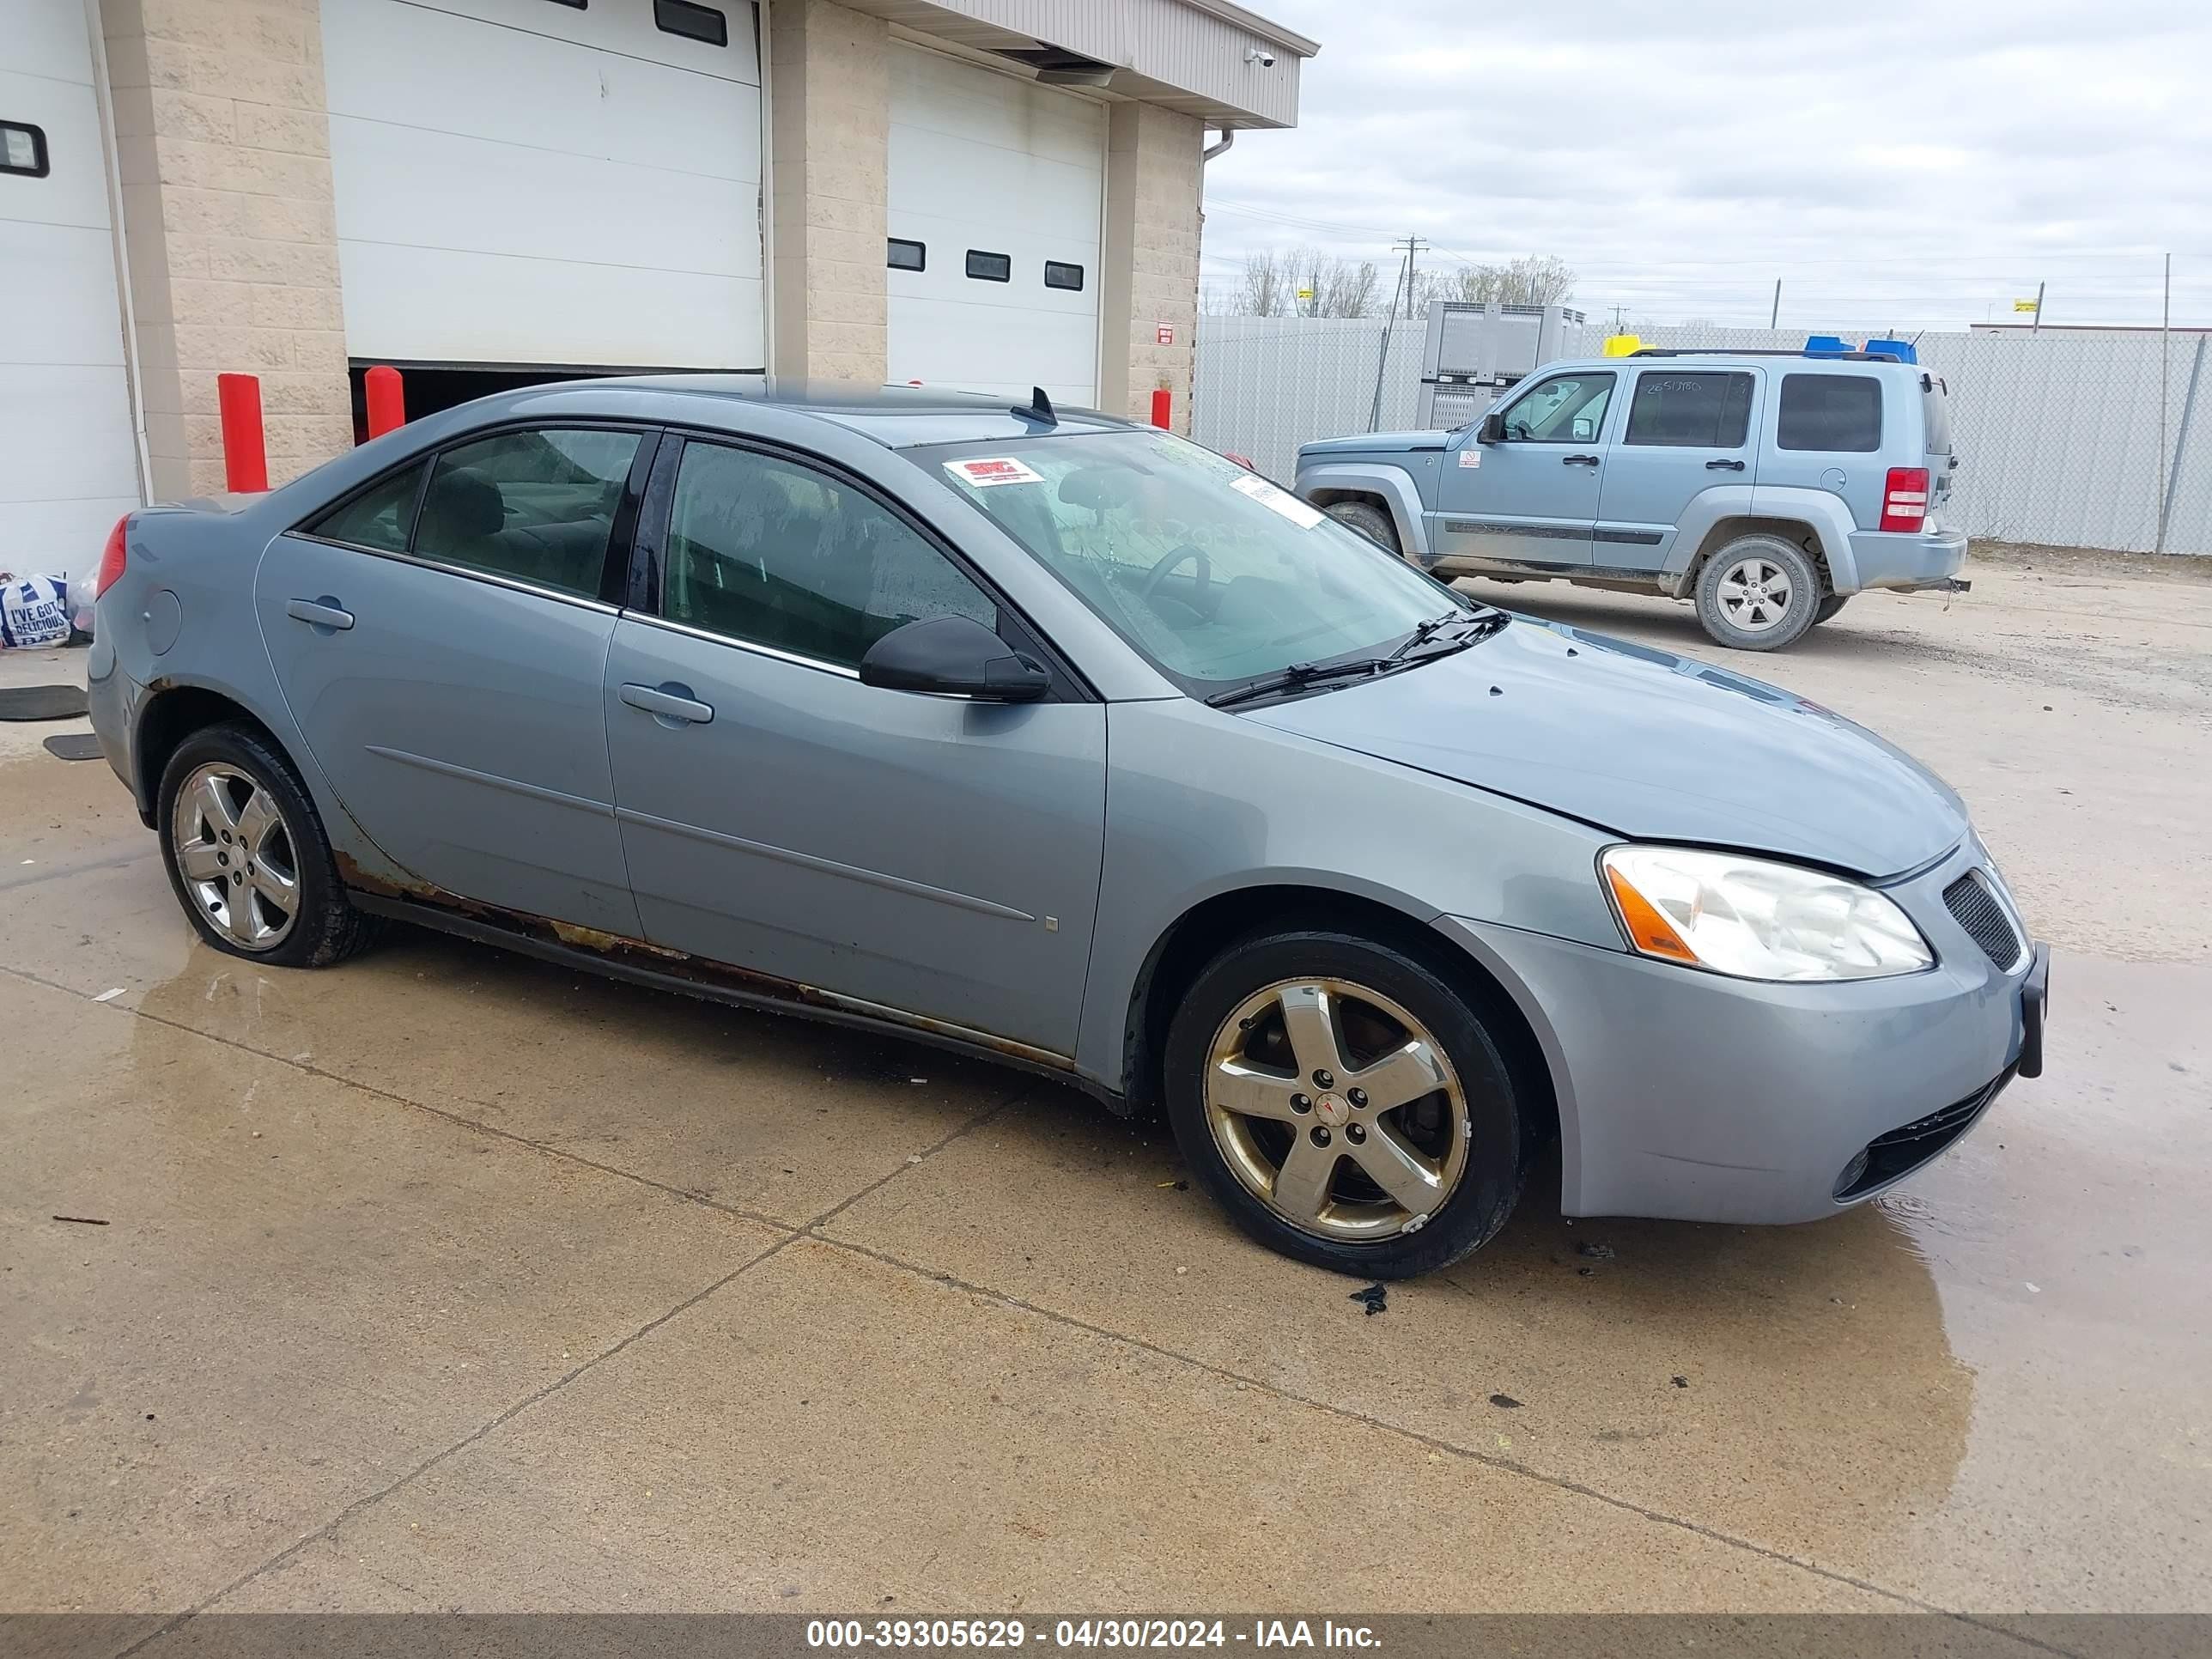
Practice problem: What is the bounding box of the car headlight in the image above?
[1600,845,1933,981]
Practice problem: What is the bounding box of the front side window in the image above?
[918,430,1459,692]
[307,460,427,553]
[1777,374,1881,452]
[1625,371,1753,447]
[663,442,997,669]
[1499,371,1614,442]
[415,428,640,599]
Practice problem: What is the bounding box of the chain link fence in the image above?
[1193,313,2212,558]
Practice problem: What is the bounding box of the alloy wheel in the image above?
[1717,556,1796,633]
[1203,977,1470,1242]
[171,763,301,951]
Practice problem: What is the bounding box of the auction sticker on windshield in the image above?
[944,457,1044,488]
[1229,471,1325,529]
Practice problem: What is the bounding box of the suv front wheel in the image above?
[1694,534,1824,651]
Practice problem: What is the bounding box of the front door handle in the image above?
[1705,458,1747,471]
[620,681,714,726]
[1562,453,1601,466]
[285,597,354,631]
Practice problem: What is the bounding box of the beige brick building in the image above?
[2,0,1313,574]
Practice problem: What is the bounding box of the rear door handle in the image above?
[285,597,354,631]
[620,681,714,726]
[1705,459,1747,471]
[1562,453,1601,466]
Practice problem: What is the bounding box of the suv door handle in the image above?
[1705,459,1747,471]
[620,681,714,726]
[1562,453,1601,466]
[285,597,354,631]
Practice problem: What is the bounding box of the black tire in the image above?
[1163,929,1524,1279]
[1813,593,1850,625]
[1325,499,1400,554]
[156,721,382,969]
[1693,534,1823,652]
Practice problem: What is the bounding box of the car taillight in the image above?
[91,514,130,599]
[1879,467,1929,533]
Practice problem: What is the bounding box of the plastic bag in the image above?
[0,574,73,648]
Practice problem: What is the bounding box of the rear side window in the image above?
[1624,372,1753,447]
[307,461,426,553]
[415,428,641,599]
[1921,377,1953,456]
[662,441,997,669]
[1778,374,1881,453]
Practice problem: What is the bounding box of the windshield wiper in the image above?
[1388,607,1510,662]
[1205,657,1394,708]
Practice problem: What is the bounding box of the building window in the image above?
[542,0,586,9]
[0,121,50,179]
[965,250,1012,283]
[1043,261,1085,292]
[654,0,726,46]
[887,239,926,272]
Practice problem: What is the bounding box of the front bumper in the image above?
[1437,844,2043,1225]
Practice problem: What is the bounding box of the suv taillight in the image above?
[1879,467,1929,533]
[92,515,129,599]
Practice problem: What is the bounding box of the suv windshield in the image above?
[913,429,1471,695]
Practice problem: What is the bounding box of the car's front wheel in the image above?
[1163,930,1525,1278]
[157,722,381,968]
[1694,534,1823,651]
[1323,499,1400,554]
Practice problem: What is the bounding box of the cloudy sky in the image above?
[1200,0,2210,332]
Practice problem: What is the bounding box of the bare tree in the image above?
[1231,249,1294,318]
[1453,254,1577,307]
[1215,246,1384,317]
[1293,250,1381,319]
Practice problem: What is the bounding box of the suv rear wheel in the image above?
[1695,534,1822,651]
[1324,499,1400,554]
[1163,929,1524,1278]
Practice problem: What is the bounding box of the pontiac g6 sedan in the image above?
[85,379,2048,1278]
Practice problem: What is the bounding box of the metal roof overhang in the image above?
[833,0,1316,129]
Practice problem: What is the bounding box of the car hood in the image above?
[1299,429,1448,457]
[1248,617,1968,878]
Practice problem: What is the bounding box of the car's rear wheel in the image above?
[1694,535,1822,651]
[1324,499,1400,554]
[157,723,381,969]
[1163,930,1524,1278]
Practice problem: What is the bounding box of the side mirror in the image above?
[859,615,1050,702]
[1478,410,1506,443]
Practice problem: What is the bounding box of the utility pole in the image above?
[1770,278,1781,330]
[1368,234,1425,431]
[2031,279,2045,334]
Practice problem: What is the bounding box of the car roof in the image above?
[1552,355,1917,374]
[524,374,1144,448]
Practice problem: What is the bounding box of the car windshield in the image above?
[911,429,1468,694]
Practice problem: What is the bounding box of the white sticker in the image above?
[1458,449,1482,468]
[1229,471,1325,529]
[944,456,1044,489]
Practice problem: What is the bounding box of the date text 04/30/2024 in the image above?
[805,1619,1382,1650]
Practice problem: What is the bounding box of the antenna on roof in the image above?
[1012,385,1057,427]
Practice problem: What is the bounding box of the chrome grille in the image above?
[1943,870,2024,969]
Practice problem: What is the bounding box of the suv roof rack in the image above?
[1629,348,1905,362]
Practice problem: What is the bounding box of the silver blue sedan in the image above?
[84,380,2048,1277]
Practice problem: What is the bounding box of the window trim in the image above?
[288,419,660,613]
[964,249,1012,283]
[1621,368,1756,449]
[631,428,1096,702]
[0,120,51,179]
[1495,369,1617,444]
[1042,260,1085,292]
[886,238,926,272]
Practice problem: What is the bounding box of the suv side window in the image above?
[663,441,998,669]
[415,428,641,599]
[1777,374,1881,453]
[1625,372,1753,447]
[1499,371,1614,442]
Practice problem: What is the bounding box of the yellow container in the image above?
[1601,333,1643,357]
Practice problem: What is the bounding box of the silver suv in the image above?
[1294,349,1966,650]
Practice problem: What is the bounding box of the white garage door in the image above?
[887,46,1103,407]
[0,0,139,584]
[322,0,763,370]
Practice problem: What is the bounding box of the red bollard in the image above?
[1151,387,1172,429]
[363,364,405,440]
[216,373,268,493]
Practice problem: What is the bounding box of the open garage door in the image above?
[1,0,139,583]
[321,0,763,373]
[887,46,1103,408]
